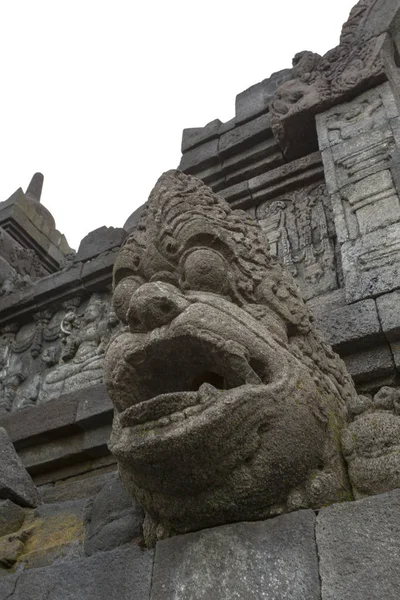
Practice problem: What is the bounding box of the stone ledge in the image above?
[0,384,113,451]
[317,488,400,600]
[0,543,154,600]
[151,510,320,600]
[312,298,384,353]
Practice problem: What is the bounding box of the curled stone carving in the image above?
[342,386,400,498]
[105,170,357,540]
[269,0,386,152]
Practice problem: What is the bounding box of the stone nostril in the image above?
[159,300,173,314]
[127,282,190,332]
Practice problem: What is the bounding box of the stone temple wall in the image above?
[0,0,400,598]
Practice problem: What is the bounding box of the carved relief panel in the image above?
[255,183,338,301]
[0,292,120,413]
[317,82,400,302]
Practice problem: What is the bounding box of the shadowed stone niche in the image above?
[105,170,358,543]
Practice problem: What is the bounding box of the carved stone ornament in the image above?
[105,170,358,540]
[41,294,115,400]
[269,0,389,154]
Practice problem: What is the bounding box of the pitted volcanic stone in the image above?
[0,428,39,507]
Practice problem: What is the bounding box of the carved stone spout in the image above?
[105,170,357,540]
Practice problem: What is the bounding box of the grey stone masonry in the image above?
[316,82,400,302]
[316,488,400,600]
[0,427,39,507]
[0,543,154,600]
[151,510,321,600]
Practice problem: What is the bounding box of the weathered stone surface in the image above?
[316,489,400,600]
[19,499,87,569]
[222,138,282,183]
[0,500,25,537]
[269,1,394,158]
[84,473,143,556]
[0,391,80,447]
[344,344,394,384]
[0,428,39,507]
[0,573,18,598]
[255,181,337,302]
[75,227,126,263]
[376,289,400,341]
[341,221,400,302]
[123,202,146,232]
[81,249,118,289]
[83,424,112,458]
[312,299,383,351]
[106,169,356,538]
[248,151,322,196]
[151,510,320,600]
[342,386,400,497]
[235,69,292,125]
[39,470,117,504]
[39,294,116,402]
[33,264,83,303]
[2,544,153,600]
[181,119,224,153]
[219,114,272,159]
[178,138,220,174]
[75,384,113,430]
[18,432,85,475]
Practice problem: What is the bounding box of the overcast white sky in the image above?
[0,0,357,251]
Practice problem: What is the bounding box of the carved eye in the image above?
[182,249,230,294]
[113,276,144,323]
[164,238,178,256]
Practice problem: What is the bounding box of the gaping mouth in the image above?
[113,331,270,430]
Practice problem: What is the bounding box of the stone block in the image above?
[83,425,112,458]
[33,264,83,303]
[248,151,322,194]
[364,2,400,39]
[84,473,143,556]
[0,390,80,448]
[223,149,284,188]
[179,138,220,174]
[0,500,25,537]
[81,249,117,289]
[75,227,126,263]
[0,573,19,599]
[219,113,271,159]
[18,432,85,476]
[32,455,116,487]
[0,428,39,507]
[222,137,279,174]
[75,384,113,430]
[341,221,400,302]
[341,171,400,236]
[312,299,383,352]
[218,181,252,204]
[376,289,400,340]
[151,510,320,600]
[7,543,154,600]
[20,499,87,569]
[181,119,223,153]
[343,344,394,384]
[39,470,117,504]
[316,489,400,600]
[234,69,291,125]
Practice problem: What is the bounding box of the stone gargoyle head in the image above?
[105,170,356,540]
